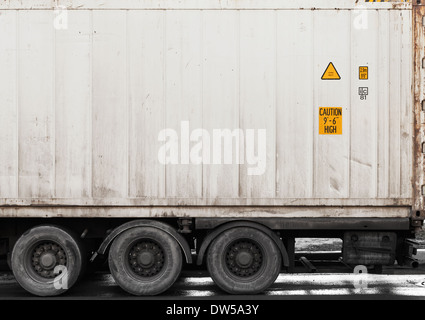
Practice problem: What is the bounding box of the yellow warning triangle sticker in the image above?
[321,62,341,80]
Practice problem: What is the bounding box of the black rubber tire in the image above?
[108,227,182,296]
[207,227,281,294]
[11,225,84,297]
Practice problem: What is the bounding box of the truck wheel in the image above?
[11,225,84,296]
[108,227,182,295]
[207,227,281,294]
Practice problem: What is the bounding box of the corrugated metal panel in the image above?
[55,10,91,198]
[0,10,17,199]
[19,11,55,198]
[128,10,166,198]
[0,1,414,209]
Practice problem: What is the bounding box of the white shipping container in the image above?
[0,0,422,220]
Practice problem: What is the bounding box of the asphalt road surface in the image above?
[1,250,425,300]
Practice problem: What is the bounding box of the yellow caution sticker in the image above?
[359,66,368,80]
[319,107,342,135]
[321,62,341,80]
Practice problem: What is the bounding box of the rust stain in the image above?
[412,4,425,223]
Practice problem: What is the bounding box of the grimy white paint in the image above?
[0,0,416,218]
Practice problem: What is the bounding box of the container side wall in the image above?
[202,10,240,198]
[313,10,351,198]
[55,11,92,198]
[400,9,413,199]
[0,11,18,198]
[377,10,391,198]
[128,10,166,198]
[92,10,128,198]
[276,10,314,199]
[0,5,414,211]
[18,11,55,198]
[349,10,378,198]
[163,11,204,198]
[239,10,276,198]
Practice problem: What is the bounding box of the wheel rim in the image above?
[225,239,263,278]
[30,242,67,279]
[127,240,165,277]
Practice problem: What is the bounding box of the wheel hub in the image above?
[236,251,253,267]
[129,240,164,277]
[40,252,57,269]
[226,240,263,277]
[137,252,155,268]
[31,242,66,278]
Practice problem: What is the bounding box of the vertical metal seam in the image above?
[399,10,403,197]
[52,9,56,198]
[419,6,425,206]
[415,7,425,204]
[138,11,144,197]
[410,8,414,200]
[376,10,380,198]
[387,10,391,197]
[408,8,412,199]
[200,9,204,198]
[408,9,412,199]
[405,9,411,199]
[126,9,130,198]
[274,9,278,198]
[312,10,315,198]
[348,9,352,198]
[16,10,19,198]
[410,7,414,201]
[417,7,423,205]
[237,9,241,198]
[309,10,314,198]
[89,9,93,198]
[163,9,167,197]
